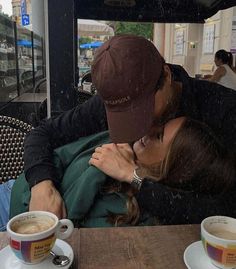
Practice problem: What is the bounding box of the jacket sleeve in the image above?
[24,95,108,188]
[136,181,234,224]
[221,107,236,157]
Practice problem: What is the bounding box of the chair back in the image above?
[0,116,32,183]
[77,89,94,105]
[80,71,97,95]
[34,78,47,93]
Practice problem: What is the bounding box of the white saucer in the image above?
[0,239,74,269]
[184,241,217,269]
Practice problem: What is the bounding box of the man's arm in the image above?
[24,94,107,188]
[24,95,107,217]
[136,181,234,224]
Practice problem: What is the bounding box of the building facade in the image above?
[153,7,236,77]
[12,0,31,26]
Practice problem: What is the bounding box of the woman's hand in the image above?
[116,143,135,161]
[89,143,135,183]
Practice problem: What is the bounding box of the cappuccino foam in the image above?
[210,229,236,240]
[12,217,55,234]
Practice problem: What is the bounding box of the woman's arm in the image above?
[208,66,226,82]
[203,74,212,79]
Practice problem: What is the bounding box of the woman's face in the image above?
[133,117,185,165]
[214,57,222,67]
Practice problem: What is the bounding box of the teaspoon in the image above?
[50,250,70,267]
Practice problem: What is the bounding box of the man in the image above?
[24,35,236,222]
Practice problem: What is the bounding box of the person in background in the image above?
[23,35,236,220]
[207,49,236,90]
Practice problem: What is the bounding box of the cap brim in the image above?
[106,93,155,143]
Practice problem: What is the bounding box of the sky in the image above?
[0,0,12,15]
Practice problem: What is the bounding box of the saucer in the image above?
[184,241,217,269]
[0,239,74,269]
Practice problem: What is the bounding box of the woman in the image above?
[207,49,236,90]
[90,117,236,224]
[2,117,236,230]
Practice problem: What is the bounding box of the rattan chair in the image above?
[77,89,94,105]
[80,71,97,95]
[0,115,32,183]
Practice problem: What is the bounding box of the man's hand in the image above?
[29,180,66,219]
[89,143,135,183]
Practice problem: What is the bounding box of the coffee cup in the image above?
[7,211,74,264]
[201,216,236,269]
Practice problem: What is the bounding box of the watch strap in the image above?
[130,168,143,190]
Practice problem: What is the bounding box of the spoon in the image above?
[50,250,70,267]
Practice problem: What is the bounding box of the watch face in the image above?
[131,178,142,190]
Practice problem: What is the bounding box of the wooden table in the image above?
[0,225,200,269]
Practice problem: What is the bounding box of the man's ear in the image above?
[163,64,172,84]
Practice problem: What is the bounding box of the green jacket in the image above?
[10,131,129,227]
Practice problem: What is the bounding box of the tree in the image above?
[114,22,153,40]
[79,36,93,45]
[0,13,14,39]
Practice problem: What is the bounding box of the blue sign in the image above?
[22,14,30,26]
[21,0,27,15]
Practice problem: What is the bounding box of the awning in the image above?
[17,40,32,47]
[76,0,236,23]
[80,41,104,49]
[78,19,114,36]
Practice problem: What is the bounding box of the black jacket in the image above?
[24,70,236,224]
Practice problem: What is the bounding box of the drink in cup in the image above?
[201,216,236,269]
[7,211,74,264]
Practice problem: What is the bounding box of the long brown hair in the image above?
[140,118,235,194]
[108,118,235,225]
[102,180,140,226]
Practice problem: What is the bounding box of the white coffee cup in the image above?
[7,211,74,264]
[201,216,236,269]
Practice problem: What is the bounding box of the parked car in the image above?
[21,70,33,92]
[5,68,34,93]
[0,75,18,103]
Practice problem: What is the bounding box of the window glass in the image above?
[0,14,17,105]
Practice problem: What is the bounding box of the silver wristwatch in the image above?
[130,168,143,190]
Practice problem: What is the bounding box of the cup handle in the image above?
[56,219,74,240]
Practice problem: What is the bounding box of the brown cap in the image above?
[92,34,163,142]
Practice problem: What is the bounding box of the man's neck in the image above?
[170,81,183,115]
